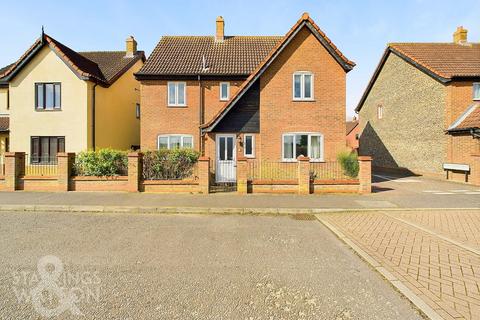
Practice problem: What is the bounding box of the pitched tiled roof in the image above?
[346,120,359,135]
[448,103,480,132]
[201,13,355,132]
[138,36,283,76]
[0,33,144,86]
[356,42,480,112]
[0,117,9,132]
[80,51,145,83]
[389,43,480,79]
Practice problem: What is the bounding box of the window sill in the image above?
[35,108,62,112]
[281,159,325,163]
[167,105,187,108]
[292,99,315,102]
[220,99,229,102]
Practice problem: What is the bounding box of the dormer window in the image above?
[293,72,314,101]
[474,83,480,101]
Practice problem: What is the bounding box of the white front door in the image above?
[216,134,236,183]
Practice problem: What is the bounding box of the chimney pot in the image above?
[453,26,468,45]
[216,16,225,42]
[126,36,137,57]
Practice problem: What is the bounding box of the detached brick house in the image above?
[356,27,480,183]
[136,13,355,183]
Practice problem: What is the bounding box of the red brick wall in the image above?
[346,126,360,150]
[259,26,347,161]
[140,79,241,151]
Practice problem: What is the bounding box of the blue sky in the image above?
[1,0,479,118]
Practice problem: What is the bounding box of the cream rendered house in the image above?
[0,32,144,162]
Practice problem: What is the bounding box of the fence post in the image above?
[237,157,248,194]
[57,153,75,191]
[4,152,25,191]
[358,156,372,194]
[198,156,210,194]
[297,156,310,195]
[127,152,142,192]
[470,154,480,186]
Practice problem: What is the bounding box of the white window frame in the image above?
[292,72,314,101]
[377,104,384,119]
[167,82,187,107]
[473,83,480,101]
[157,134,194,149]
[220,82,230,101]
[135,103,140,119]
[281,132,324,162]
[243,134,255,158]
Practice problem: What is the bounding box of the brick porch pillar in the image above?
[297,156,310,195]
[4,152,25,191]
[358,156,372,194]
[470,154,480,186]
[57,152,75,191]
[198,156,210,194]
[127,152,142,192]
[237,156,248,194]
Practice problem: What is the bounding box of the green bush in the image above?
[142,148,200,180]
[74,149,128,176]
[337,151,359,178]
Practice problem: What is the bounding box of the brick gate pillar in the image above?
[127,152,142,192]
[57,153,75,191]
[358,156,372,194]
[237,157,248,194]
[4,152,25,191]
[297,156,311,195]
[470,154,480,186]
[198,156,210,194]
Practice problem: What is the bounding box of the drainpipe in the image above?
[92,84,97,151]
[471,129,480,139]
[198,75,204,155]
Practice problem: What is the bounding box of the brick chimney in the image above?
[216,16,225,42]
[126,36,137,57]
[453,26,468,45]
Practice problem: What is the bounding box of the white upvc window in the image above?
[282,133,324,162]
[167,82,186,107]
[293,72,314,101]
[377,104,384,119]
[473,83,480,101]
[157,134,194,149]
[220,82,230,101]
[244,134,255,158]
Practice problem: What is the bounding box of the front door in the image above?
[216,134,236,183]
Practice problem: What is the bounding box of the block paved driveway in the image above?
[0,211,422,319]
[318,209,480,320]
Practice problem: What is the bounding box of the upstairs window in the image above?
[158,134,193,150]
[220,82,230,101]
[377,104,384,119]
[474,83,480,101]
[167,82,186,107]
[135,103,140,119]
[293,72,314,100]
[35,83,61,110]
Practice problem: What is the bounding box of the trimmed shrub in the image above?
[74,149,128,176]
[337,151,359,178]
[142,149,200,180]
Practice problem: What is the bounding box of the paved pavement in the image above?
[0,174,478,210]
[318,209,480,320]
[0,211,422,319]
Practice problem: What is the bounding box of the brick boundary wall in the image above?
[0,152,372,194]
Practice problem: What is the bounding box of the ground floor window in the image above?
[158,134,193,150]
[244,134,255,158]
[282,133,323,161]
[30,136,65,163]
